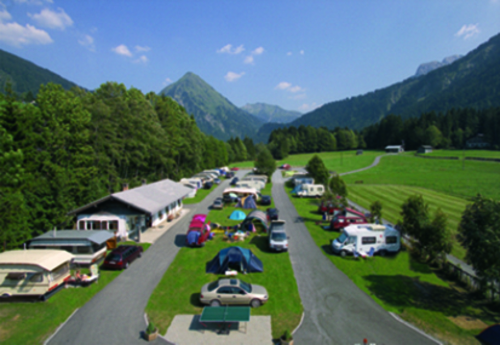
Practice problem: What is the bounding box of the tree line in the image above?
[0,82,250,250]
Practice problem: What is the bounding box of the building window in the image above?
[109,221,118,230]
[101,222,108,230]
[79,221,85,230]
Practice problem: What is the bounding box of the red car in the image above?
[330,209,368,231]
[281,164,291,170]
[102,245,143,269]
[231,167,240,171]
[186,225,211,247]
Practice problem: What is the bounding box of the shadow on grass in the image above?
[249,235,278,254]
[409,257,433,274]
[190,292,204,308]
[174,234,187,248]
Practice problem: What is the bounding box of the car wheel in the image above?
[379,250,387,257]
[210,299,221,307]
[138,252,142,258]
[340,250,347,258]
[250,299,261,308]
[124,262,129,269]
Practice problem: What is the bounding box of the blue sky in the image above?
[1,1,499,113]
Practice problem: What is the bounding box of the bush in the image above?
[146,321,156,334]
[281,329,293,341]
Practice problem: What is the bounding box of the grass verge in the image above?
[0,242,151,345]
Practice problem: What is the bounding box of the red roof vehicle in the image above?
[330,208,368,231]
[230,167,240,171]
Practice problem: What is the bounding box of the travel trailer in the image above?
[331,224,401,257]
[296,184,325,198]
[0,249,74,300]
[235,180,265,191]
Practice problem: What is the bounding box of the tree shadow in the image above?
[174,234,187,248]
[249,235,276,254]
[408,256,433,274]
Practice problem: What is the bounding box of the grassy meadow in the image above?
[424,149,500,159]
[0,242,151,345]
[286,186,497,345]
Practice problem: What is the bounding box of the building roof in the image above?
[385,145,403,149]
[0,249,74,271]
[31,230,115,245]
[420,145,433,149]
[69,179,192,216]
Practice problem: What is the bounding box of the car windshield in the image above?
[106,254,121,261]
[271,232,287,241]
[239,280,252,293]
[271,223,285,231]
[208,281,219,291]
[337,233,347,243]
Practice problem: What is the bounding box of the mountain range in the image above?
[240,103,302,123]
[0,48,77,96]
[414,55,463,77]
[159,72,264,141]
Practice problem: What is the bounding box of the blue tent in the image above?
[477,324,500,345]
[206,246,263,274]
[237,196,257,209]
[229,210,246,220]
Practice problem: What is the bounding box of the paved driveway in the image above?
[47,171,247,345]
[272,169,437,345]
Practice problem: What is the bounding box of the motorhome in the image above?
[241,175,268,184]
[180,178,202,189]
[296,184,325,198]
[330,208,368,230]
[293,177,314,187]
[235,180,265,191]
[29,230,114,265]
[203,170,221,178]
[0,249,74,299]
[331,224,401,257]
[223,187,259,201]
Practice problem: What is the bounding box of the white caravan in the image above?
[331,224,401,257]
[296,184,325,198]
[236,180,265,191]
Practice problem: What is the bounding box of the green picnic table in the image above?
[199,306,251,334]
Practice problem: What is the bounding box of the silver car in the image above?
[200,278,269,308]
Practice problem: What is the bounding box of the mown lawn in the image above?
[347,184,468,260]
[286,186,497,345]
[342,154,500,201]
[146,182,302,339]
[424,149,500,159]
[0,242,151,345]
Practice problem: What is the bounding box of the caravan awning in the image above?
[30,240,90,247]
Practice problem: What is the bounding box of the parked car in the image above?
[223,193,239,203]
[200,278,269,308]
[214,178,221,185]
[225,171,235,179]
[212,197,224,209]
[231,167,240,171]
[281,164,291,170]
[269,220,288,252]
[260,195,272,206]
[230,177,239,186]
[102,245,143,270]
[186,225,210,247]
[330,208,368,231]
[266,208,279,222]
[204,181,213,189]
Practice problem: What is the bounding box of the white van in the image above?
[269,220,288,252]
[0,249,74,300]
[296,184,325,198]
[331,224,401,257]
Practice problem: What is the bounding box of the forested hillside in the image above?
[258,32,500,142]
[160,72,263,141]
[0,49,78,97]
[0,83,231,250]
[241,103,301,124]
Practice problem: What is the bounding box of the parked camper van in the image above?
[268,220,288,252]
[235,180,264,191]
[0,249,74,300]
[330,208,368,231]
[293,177,314,187]
[296,184,325,198]
[331,224,401,257]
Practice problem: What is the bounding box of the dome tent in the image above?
[241,210,269,232]
[205,246,263,274]
[236,196,257,209]
[477,324,500,345]
[229,210,246,220]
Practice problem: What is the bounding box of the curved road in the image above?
[272,166,437,344]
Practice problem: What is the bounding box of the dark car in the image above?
[230,177,239,186]
[102,245,143,270]
[225,171,235,179]
[266,208,279,222]
[214,178,221,185]
[204,181,213,189]
[260,195,272,206]
[223,193,239,203]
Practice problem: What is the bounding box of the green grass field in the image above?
[0,242,151,345]
[145,190,302,339]
[286,186,495,345]
[348,184,468,260]
[342,154,500,201]
[424,149,500,159]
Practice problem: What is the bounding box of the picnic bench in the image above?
[199,306,250,334]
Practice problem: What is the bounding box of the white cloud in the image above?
[28,8,73,30]
[14,0,52,5]
[252,46,264,55]
[135,45,150,52]
[78,34,95,52]
[163,78,173,86]
[244,55,254,64]
[455,24,480,40]
[289,85,304,93]
[275,82,292,90]
[287,52,292,56]
[217,44,245,54]
[134,55,148,64]
[0,21,52,46]
[300,50,304,55]
[112,44,132,57]
[299,102,320,112]
[0,9,12,22]
[291,94,307,100]
[224,71,245,82]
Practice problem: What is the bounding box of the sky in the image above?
[1,1,499,113]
